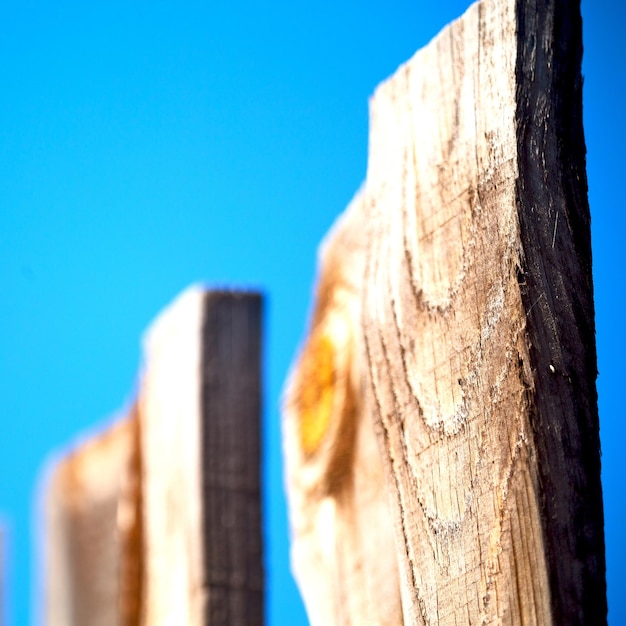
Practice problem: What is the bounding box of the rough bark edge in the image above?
[514,0,606,622]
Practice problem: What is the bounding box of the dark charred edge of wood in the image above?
[514,0,606,623]
[200,291,264,626]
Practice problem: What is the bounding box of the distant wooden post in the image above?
[45,418,135,626]
[44,287,263,626]
[140,289,263,626]
[284,0,606,624]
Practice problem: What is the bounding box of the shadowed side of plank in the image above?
[284,0,605,623]
[200,291,264,626]
[514,0,606,619]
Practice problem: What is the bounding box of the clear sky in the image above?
[0,0,624,624]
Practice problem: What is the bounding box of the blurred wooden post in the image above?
[284,0,606,624]
[140,289,263,626]
[44,287,264,626]
[45,419,135,626]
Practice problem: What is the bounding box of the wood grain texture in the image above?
[283,191,403,625]
[363,1,544,622]
[361,0,605,623]
[284,0,605,624]
[514,0,606,620]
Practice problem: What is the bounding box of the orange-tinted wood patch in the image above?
[297,331,336,455]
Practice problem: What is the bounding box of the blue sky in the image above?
[0,0,624,624]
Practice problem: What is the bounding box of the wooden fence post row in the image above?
[283,0,606,624]
[44,288,264,626]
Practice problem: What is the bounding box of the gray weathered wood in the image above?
[284,0,605,624]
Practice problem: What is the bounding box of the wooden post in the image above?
[44,287,264,626]
[44,417,135,626]
[140,288,264,626]
[284,0,606,624]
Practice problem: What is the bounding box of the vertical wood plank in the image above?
[139,288,206,626]
[361,0,606,623]
[44,418,134,626]
[43,287,264,626]
[363,1,546,621]
[284,0,605,623]
[139,287,264,626]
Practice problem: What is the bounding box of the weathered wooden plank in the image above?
[363,1,544,622]
[514,1,606,621]
[138,287,206,625]
[139,287,264,626]
[44,287,264,626]
[44,416,134,626]
[284,0,605,624]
